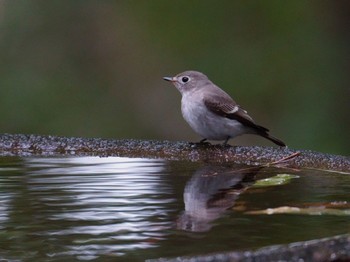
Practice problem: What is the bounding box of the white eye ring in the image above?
[180,76,190,83]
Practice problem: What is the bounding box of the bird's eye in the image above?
[181,76,190,83]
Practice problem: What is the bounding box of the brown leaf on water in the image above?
[246,205,350,216]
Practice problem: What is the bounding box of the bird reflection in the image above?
[177,165,260,232]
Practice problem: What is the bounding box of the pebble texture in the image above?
[0,133,349,172]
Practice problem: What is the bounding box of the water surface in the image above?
[0,156,349,261]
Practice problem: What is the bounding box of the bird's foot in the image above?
[189,139,211,147]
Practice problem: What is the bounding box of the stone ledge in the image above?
[0,133,349,172]
[148,234,350,262]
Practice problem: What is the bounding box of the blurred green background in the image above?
[0,1,349,155]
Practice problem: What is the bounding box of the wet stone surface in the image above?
[0,133,349,172]
[148,234,350,262]
[0,133,349,261]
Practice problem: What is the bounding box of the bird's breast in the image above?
[181,95,205,124]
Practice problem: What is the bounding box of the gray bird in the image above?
[163,70,286,146]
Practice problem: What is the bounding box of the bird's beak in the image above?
[163,76,176,82]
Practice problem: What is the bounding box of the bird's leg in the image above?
[222,136,231,146]
[189,138,211,147]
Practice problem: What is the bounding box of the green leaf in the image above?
[253,174,299,187]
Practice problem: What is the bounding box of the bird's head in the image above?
[163,70,209,94]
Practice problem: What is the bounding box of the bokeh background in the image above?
[0,1,349,155]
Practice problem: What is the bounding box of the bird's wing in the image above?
[204,95,269,132]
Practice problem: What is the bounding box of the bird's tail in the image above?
[260,132,286,147]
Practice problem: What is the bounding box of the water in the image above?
[0,156,349,261]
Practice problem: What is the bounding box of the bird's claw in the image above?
[189,140,212,147]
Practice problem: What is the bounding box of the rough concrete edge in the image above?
[147,234,350,262]
[0,133,349,172]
